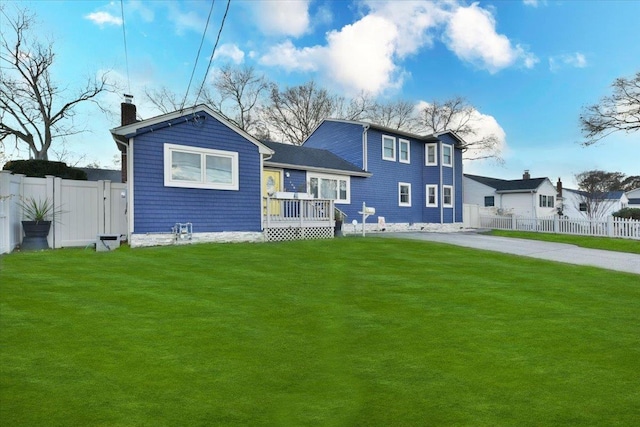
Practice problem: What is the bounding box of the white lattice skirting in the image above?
[265,226,334,242]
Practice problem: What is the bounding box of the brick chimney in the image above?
[556,177,563,197]
[118,94,137,183]
[523,170,530,180]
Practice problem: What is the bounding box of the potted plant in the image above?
[18,197,62,250]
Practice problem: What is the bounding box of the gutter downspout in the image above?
[362,124,370,171]
[439,141,443,224]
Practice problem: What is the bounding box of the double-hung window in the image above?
[308,173,350,203]
[442,145,453,167]
[539,195,554,208]
[426,185,438,207]
[382,135,396,161]
[443,185,453,207]
[164,143,238,190]
[399,182,411,206]
[425,144,437,166]
[399,139,410,163]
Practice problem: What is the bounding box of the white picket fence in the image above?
[480,214,640,240]
[0,171,127,254]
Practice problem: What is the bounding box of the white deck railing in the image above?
[480,214,640,240]
[264,195,334,228]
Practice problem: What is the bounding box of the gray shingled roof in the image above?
[465,174,547,192]
[262,141,370,176]
[564,188,626,200]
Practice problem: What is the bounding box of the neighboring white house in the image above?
[627,188,640,208]
[464,171,559,218]
[561,188,629,219]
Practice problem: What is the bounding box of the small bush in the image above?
[3,160,87,180]
[612,208,640,220]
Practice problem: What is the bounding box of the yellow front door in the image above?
[263,169,282,216]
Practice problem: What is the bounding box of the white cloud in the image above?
[213,44,245,64]
[523,0,539,6]
[128,0,155,23]
[85,11,122,27]
[416,100,508,161]
[260,40,321,72]
[259,1,537,94]
[252,0,311,37]
[549,52,588,72]
[443,3,537,73]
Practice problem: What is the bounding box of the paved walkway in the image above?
[376,232,640,275]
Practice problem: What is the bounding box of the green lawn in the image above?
[1,239,639,426]
[486,230,640,254]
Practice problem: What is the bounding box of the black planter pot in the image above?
[21,221,52,250]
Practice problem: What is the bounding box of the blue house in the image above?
[110,103,273,247]
[303,119,464,229]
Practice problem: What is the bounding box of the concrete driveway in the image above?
[375,232,640,275]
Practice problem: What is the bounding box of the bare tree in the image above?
[333,91,375,122]
[574,170,626,220]
[417,96,502,161]
[261,81,338,145]
[202,64,269,135]
[580,71,640,146]
[366,99,420,132]
[0,7,110,160]
[144,86,184,115]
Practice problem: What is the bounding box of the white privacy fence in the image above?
[480,214,640,240]
[0,171,127,254]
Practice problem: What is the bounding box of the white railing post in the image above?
[0,171,13,254]
[607,216,614,238]
[511,215,517,230]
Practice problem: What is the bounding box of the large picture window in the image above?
[164,143,239,190]
[308,173,350,203]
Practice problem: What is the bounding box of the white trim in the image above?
[399,182,411,207]
[399,138,410,164]
[442,144,453,167]
[164,143,239,190]
[426,184,438,207]
[110,104,273,156]
[308,172,350,204]
[382,135,396,161]
[443,185,453,207]
[128,138,134,234]
[425,143,437,166]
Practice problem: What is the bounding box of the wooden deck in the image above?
[263,195,335,241]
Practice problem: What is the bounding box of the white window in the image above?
[442,145,453,167]
[443,185,453,207]
[426,185,438,207]
[399,182,411,206]
[539,195,554,208]
[399,139,410,164]
[382,135,396,161]
[164,143,238,190]
[308,173,350,203]
[425,144,437,166]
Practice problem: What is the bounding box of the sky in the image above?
[2,0,639,189]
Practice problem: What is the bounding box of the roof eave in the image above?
[264,161,371,177]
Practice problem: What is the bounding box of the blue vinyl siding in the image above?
[303,120,464,224]
[304,121,365,169]
[132,112,262,233]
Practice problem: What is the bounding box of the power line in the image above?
[180,0,217,112]
[120,0,131,94]
[193,0,231,107]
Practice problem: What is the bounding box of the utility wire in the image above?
[180,0,216,112]
[120,0,131,94]
[193,0,231,107]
